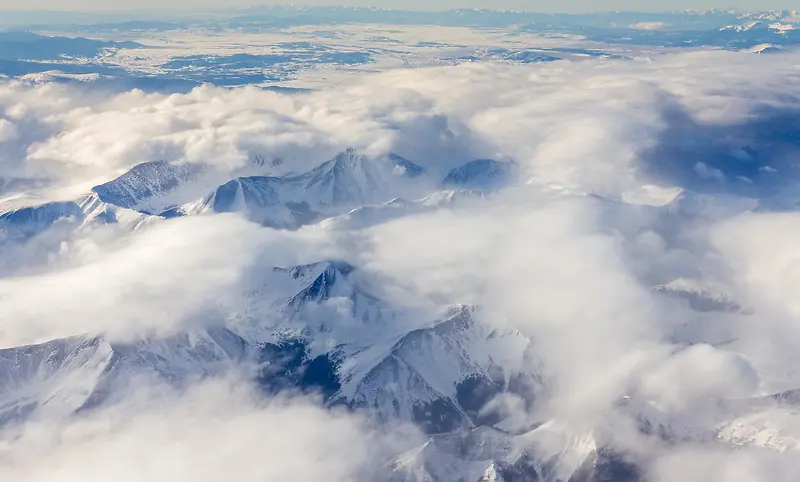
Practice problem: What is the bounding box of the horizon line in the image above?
[0,5,790,15]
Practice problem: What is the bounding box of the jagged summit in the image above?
[282,260,359,306]
[278,261,391,330]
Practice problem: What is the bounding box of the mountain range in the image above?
[1,149,798,481]
[0,149,514,238]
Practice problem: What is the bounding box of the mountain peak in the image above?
[281,260,359,309]
[204,176,280,213]
[331,148,366,167]
[297,150,427,207]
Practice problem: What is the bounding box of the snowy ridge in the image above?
[387,422,601,482]
[1,151,503,236]
[182,176,316,229]
[0,200,84,241]
[243,261,541,434]
[0,328,250,424]
[182,149,430,227]
[291,148,427,208]
[335,305,540,433]
[0,337,113,423]
[319,189,488,230]
[77,192,161,231]
[91,160,219,215]
[19,71,104,84]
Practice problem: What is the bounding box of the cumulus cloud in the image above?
[652,447,800,482]
[0,80,486,199]
[635,344,760,411]
[0,214,333,347]
[358,193,665,423]
[2,49,797,200]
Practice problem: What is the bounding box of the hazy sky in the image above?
[0,0,796,13]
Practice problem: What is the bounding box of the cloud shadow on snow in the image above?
[640,96,800,207]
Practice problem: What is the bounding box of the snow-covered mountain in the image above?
[334,305,541,433]
[76,192,161,230]
[721,20,769,32]
[386,422,643,482]
[0,328,250,424]
[0,151,508,236]
[296,149,427,208]
[0,190,160,244]
[8,147,791,481]
[0,258,544,442]
[91,160,215,215]
[182,176,317,229]
[442,159,519,191]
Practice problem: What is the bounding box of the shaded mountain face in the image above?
[442,159,519,191]
[0,328,249,424]
[91,160,211,215]
[0,200,83,240]
[0,261,552,482]
[193,176,317,229]
[335,306,541,435]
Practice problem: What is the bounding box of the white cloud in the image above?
[0,378,413,482]
[635,344,760,410]
[0,214,332,347]
[629,21,670,30]
[652,447,800,482]
[0,118,18,143]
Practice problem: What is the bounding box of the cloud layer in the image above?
[0,379,417,482]
[3,49,800,480]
